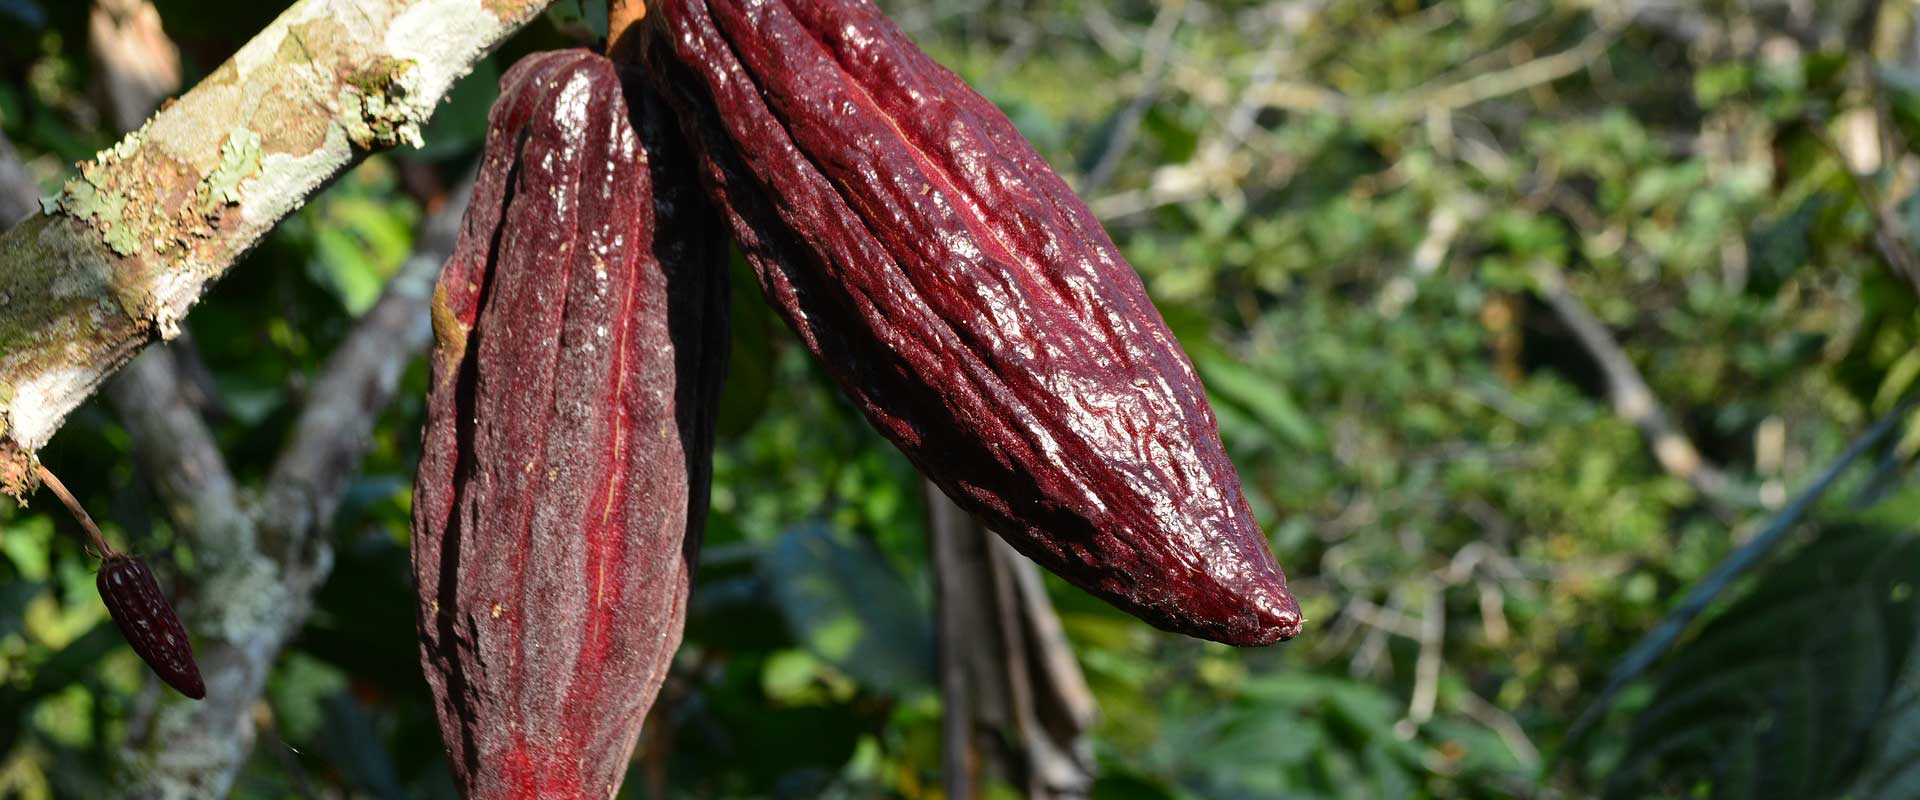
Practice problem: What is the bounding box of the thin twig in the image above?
[1379,26,1614,121]
[1248,21,1618,122]
[1561,394,1920,753]
[260,172,472,544]
[927,481,980,800]
[1455,688,1542,771]
[1091,36,1289,221]
[1099,9,1619,224]
[1531,262,1754,511]
[1343,598,1425,639]
[1808,117,1920,298]
[103,346,246,555]
[1401,582,1445,731]
[926,480,1095,799]
[1848,0,1906,181]
[0,0,554,472]
[1080,0,1185,195]
[1001,535,1097,735]
[1215,37,1287,154]
[1477,581,1510,645]
[32,464,116,559]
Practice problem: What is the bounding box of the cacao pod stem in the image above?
[609,0,649,58]
[32,463,114,559]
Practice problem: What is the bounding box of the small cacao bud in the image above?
[643,0,1301,645]
[410,49,729,798]
[97,554,205,700]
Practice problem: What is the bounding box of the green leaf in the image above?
[1849,646,1920,798]
[316,692,409,800]
[1608,525,1920,799]
[1,515,53,581]
[1092,769,1186,800]
[1142,104,1202,163]
[1193,354,1321,449]
[761,523,935,697]
[267,653,350,743]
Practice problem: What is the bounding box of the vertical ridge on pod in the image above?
[410,48,730,799]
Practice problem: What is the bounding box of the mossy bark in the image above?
[0,0,555,498]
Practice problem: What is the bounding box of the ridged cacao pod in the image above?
[98,553,205,699]
[410,49,728,798]
[644,0,1301,645]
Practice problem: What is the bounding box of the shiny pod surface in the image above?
[98,554,205,700]
[646,0,1300,645]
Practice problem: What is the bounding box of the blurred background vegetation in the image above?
[3,0,1920,797]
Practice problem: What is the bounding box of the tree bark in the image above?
[927,480,1097,799]
[105,176,471,798]
[5,123,470,796]
[0,136,38,226]
[88,0,184,132]
[0,0,555,497]
[0,11,489,790]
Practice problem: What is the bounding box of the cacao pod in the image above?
[644,0,1301,645]
[410,49,728,798]
[97,553,205,700]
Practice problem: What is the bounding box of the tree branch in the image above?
[1531,262,1755,510]
[8,96,471,790]
[105,347,286,800]
[104,348,244,545]
[0,134,38,226]
[9,19,264,792]
[116,174,470,798]
[0,0,554,495]
[2,12,481,790]
[92,0,227,541]
[259,172,466,544]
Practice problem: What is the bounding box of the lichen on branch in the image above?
[0,0,556,497]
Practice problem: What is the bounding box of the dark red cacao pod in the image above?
[97,554,205,699]
[410,49,728,799]
[643,0,1301,646]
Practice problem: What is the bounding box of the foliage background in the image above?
[3,0,1920,797]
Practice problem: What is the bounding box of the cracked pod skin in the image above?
[410,50,728,799]
[644,0,1300,645]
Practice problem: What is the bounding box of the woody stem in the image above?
[609,0,648,60]
[33,464,118,559]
